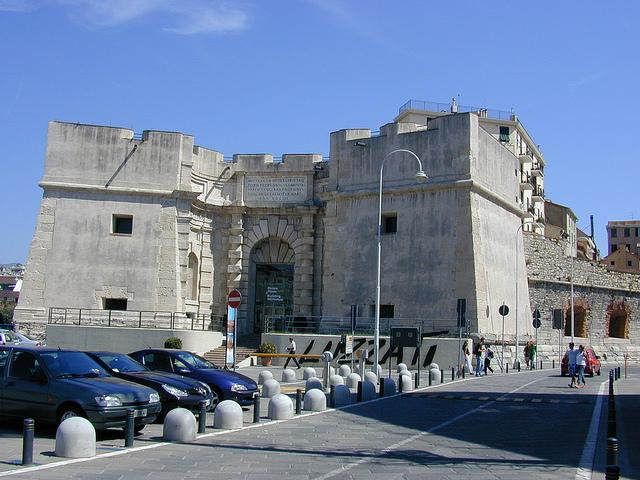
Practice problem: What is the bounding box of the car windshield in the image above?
[175,351,217,369]
[96,353,148,373]
[40,351,108,378]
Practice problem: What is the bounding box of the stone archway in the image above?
[564,298,591,338]
[606,300,630,339]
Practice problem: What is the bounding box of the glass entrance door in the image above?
[254,264,293,333]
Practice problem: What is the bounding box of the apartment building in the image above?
[607,220,640,256]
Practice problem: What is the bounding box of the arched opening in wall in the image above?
[564,306,588,338]
[607,301,630,339]
[187,252,199,300]
[249,237,295,335]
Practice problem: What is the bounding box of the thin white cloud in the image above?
[0,0,34,12]
[1,0,247,34]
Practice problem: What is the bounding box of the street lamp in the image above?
[373,149,428,373]
[513,222,525,369]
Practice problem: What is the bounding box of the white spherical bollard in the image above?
[346,373,361,389]
[305,377,323,392]
[382,377,397,395]
[268,393,294,420]
[399,369,411,378]
[338,364,351,377]
[329,366,336,377]
[429,363,440,371]
[400,374,414,392]
[329,374,344,386]
[397,363,408,373]
[258,370,274,385]
[281,369,297,382]
[430,368,442,383]
[163,408,197,442]
[334,384,351,406]
[303,367,317,380]
[362,379,377,400]
[364,371,378,385]
[303,388,327,411]
[262,378,281,398]
[213,400,243,430]
[55,417,96,459]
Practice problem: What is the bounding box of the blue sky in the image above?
[1,0,638,263]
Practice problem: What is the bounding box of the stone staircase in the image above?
[203,345,257,367]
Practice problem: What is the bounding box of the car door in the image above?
[142,352,173,374]
[3,350,51,421]
[0,348,10,415]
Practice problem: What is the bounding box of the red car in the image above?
[561,347,602,377]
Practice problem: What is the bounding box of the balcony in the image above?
[520,174,533,190]
[532,186,545,199]
[519,153,533,165]
[531,163,544,176]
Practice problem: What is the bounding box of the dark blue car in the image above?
[129,349,258,406]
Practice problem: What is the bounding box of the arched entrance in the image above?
[607,300,630,339]
[564,305,588,338]
[248,237,295,334]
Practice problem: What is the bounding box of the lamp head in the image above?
[415,170,428,182]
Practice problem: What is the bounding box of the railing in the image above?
[399,100,515,121]
[48,307,225,332]
[263,315,456,337]
[533,186,544,197]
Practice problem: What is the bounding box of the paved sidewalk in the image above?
[612,367,639,478]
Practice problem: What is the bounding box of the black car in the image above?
[129,349,258,406]
[0,346,161,430]
[86,351,217,417]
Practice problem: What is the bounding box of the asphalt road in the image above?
[0,366,635,479]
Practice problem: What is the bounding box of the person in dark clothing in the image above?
[484,345,494,374]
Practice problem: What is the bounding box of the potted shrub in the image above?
[256,342,277,366]
[164,337,183,349]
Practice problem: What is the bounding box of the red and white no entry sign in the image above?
[227,289,241,308]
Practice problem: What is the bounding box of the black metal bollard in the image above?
[22,418,34,466]
[398,376,403,393]
[253,393,261,423]
[540,360,543,370]
[605,465,620,480]
[357,381,363,401]
[617,366,621,380]
[125,408,135,447]
[553,359,555,369]
[198,400,207,434]
[462,368,466,379]
[379,378,385,398]
[517,361,521,372]
[295,389,302,414]
[330,384,336,408]
[415,372,419,389]
[451,367,455,382]
[440,369,444,384]
[428,372,432,386]
[606,437,618,467]
[506,363,509,374]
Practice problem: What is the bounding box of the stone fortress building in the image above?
[14,99,640,361]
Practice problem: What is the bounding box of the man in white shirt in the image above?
[284,337,301,369]
[567,342,578,388]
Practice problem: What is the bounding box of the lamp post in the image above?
[514,222,525,369]
[373,149,428,373]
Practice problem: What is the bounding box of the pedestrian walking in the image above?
[474,337,486,376]
[575,345,587,388]
[529,341,537,370]
[484,345,494,374]
[462,341,473,375]
[283,337,301,369]
[567,342,578,388]
[523,341,531,368]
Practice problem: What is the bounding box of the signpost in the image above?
[226,290,241,371]
[499,303,509,372]
[532,308,541,362]
[456,299,466,375]
[553,308,564,365]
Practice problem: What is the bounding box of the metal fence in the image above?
[263,315,457,337]
[399,99,515,122]
[48,307,225,332]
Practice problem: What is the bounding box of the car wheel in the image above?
[134,424,145,434]
[597,369,601,376]
[57,405,86,424]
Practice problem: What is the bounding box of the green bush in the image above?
[164,337,183,349]
[256,342,277,354]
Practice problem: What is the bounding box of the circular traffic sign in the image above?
[499,305,509,316]
[533,318,542,329]
[227,289,241,308]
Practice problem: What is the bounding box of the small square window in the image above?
[611,261,616,266]
[380,305,394,319]
[113,215,133,235]
[627,261,633,267]
[499,126,510,142]
[612,244,618,252]
[635,227,640,236]
[611,228,618,238]
[104,298,127,310]
[382,214,397,234]
[624,228,630,237]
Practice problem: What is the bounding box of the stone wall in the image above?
[524,233,640,361]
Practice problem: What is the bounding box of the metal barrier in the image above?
[48,307,225,332]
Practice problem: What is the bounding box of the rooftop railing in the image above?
[399,100,515,122]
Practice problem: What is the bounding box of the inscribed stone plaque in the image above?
[245,176,307,203]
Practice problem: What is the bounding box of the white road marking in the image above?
[575,380,606,480]
[315,376,546,480]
